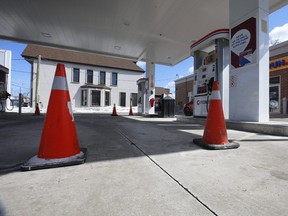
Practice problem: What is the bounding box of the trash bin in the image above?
[158,95,175,117]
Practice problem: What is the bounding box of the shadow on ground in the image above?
[1,113,285,175]
[0,113,205,173]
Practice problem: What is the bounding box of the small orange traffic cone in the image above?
[193,81,239,150]
[22,63,87,171]
[34,103,41,116]
[111,104,118,116]
[129,105,133,116]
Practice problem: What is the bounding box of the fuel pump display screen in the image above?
[197,85,207,94]
[196,67,208,94]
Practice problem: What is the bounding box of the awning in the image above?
[0,65,9,74]
[80,84,111,90]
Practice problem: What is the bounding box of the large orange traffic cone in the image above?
[111,104,118,116]
[22,63,87,171]
[129,105,133,116]
[34,103,41,116]
[193,81,239,150]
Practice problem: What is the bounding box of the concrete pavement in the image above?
[0,113,288,216]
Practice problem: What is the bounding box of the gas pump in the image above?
[193,56,216,117]
[191,29,230,118]
[137,78,151,114]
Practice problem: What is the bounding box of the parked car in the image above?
[184,100,193,116]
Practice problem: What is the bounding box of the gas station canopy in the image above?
[0,0,287,66]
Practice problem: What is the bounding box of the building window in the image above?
[105,91,110,106]
[91,90,101,106]
[270,76,281,114]
[73,68,80,83]
[270,76,280,84]
[131,93,137,106]
[112,72,118,86]
[270,85,280,113]
[120,92,126,107]
[100,71,106,85]
[81,90,88,106]
[87,69,93,84]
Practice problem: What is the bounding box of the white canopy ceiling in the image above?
[0,0,287,65]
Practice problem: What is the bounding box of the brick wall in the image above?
[270,69,288,98]
[175,80,193,112]
[270,52,288,113]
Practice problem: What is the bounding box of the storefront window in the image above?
[269,76,280,114]
[269,85,280,113]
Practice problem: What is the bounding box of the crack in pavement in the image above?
[117,128,218,216]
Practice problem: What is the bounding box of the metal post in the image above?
[282,97,287,115]
[35,55,41,109]
[19,93,22,114]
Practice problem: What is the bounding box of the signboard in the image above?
[194,95,209,117]
[231,17,256,69]
[270,56,288,72]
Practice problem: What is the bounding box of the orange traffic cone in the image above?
[193,81,239,150]
[22,63,87,171]
[34,103,41,116]
[129,105,133,116]
[111,104,118,116]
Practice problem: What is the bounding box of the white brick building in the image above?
[22,45,144,112]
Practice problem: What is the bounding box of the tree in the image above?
[270,39,281,46]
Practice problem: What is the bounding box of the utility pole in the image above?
[35,55,41,109]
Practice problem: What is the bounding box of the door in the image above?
[105,91,110,106]
[120,92,126,107]
[91,90,101,106]
[81,90,88,106]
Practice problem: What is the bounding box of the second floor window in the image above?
[73,68,80,83]
[100,71,106,85]
[87,69,93,84]
[112,72,118,86]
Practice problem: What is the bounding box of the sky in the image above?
[1,4,288,97]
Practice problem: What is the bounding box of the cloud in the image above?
[165,81,175,93]
[164,81,175,98]
[165,81,175,89]
[269,23,288,45]
[176,74,184,79]
[188,66,194,74]
[136,61,146,69]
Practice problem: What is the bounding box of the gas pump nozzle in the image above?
[205,77,214,112]
[207,77,214,94]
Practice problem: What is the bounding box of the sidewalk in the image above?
[0,113,288,216]
[177,114,288,136]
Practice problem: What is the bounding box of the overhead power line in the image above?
[156,77,176,81]
[12,58,25,61]
[11,83,30,89]
[12,69,30,74]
